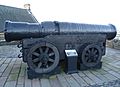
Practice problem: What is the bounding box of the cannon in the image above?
[5,21,116,41]
[4,21,117,78]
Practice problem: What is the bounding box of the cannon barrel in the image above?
[4,21,117,42]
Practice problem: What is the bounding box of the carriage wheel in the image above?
[81,44,102,67]
[27,42,60,74]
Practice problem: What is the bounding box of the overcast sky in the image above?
[0,0,120,32]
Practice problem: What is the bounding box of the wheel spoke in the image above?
[93,57,97,61]
[94,50,97,54]
[85,57,89,61]
[85,52,89,56]
[45,47,49,53]
[87,59,89,62]
[49,52,55,57]
[48,58,54,62]
[39,48,43,53]
[32,52,40,57]
[87,58,91,62]
[87,49,90,54]
[95,54,98,58]
[38,62,42,68]
[33,58,39,62]
[91,48,94,53]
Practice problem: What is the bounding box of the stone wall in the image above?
[107,39,120,50]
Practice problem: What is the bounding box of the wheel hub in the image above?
[39,53,49,63]
[89,52,96,62]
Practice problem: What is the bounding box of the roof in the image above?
[0,5,38,32]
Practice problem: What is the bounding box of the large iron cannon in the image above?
[4,21,117,78]
[5,21,116,42]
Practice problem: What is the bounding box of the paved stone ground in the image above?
[0,45,20,58]
[0,46,120,87]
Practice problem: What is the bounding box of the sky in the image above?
[0,0,120,32]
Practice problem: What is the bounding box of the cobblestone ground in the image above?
[0,45,20,58]
[0,45,120,87]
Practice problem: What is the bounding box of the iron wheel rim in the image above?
[27,42,60,74]
[81,44,102,67]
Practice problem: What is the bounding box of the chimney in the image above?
[24,4,31,10]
